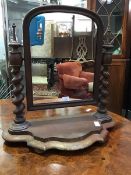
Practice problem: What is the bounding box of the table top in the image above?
[0,99,131,175]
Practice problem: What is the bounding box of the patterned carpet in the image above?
[33,84,60,98]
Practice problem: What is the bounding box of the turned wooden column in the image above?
[98,45,112,109]
[8,24,30,132]
[94,34,113,123]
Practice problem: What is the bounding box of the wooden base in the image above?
[2,112,115,152]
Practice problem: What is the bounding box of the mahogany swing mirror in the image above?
[2,5,115,152]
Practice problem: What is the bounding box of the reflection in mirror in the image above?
[29,13,97,105]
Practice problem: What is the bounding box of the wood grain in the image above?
[0,99,131,174]
[108,60,127,114]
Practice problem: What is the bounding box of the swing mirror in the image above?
[23,5,103,110]
[2,5,115,153]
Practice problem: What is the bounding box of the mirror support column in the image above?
[94,43,113,124]
[8,24,30,133]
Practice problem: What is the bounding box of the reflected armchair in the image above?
[56,61,94,99]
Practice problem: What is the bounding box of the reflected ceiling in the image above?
[8,0,87,8]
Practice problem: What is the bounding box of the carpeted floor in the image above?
[33,84,60,99]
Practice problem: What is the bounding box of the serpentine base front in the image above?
[2,113,115,153]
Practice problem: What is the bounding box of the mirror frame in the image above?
[23,5,104,111]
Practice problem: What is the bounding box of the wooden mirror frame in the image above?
[2,5,115,153]
[23,5,103,111]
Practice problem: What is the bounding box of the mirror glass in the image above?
[29,12,97,105]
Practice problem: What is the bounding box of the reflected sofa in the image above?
[56,61,94,99]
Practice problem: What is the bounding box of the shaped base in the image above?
[2,112,115,152]
[3,129,108,152]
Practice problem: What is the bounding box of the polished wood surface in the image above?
[108,59,127,114]
[2,97,113,151]
[0,99,131,174]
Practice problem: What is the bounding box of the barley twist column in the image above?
[94,44,113,124]
[8,23,30,133]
